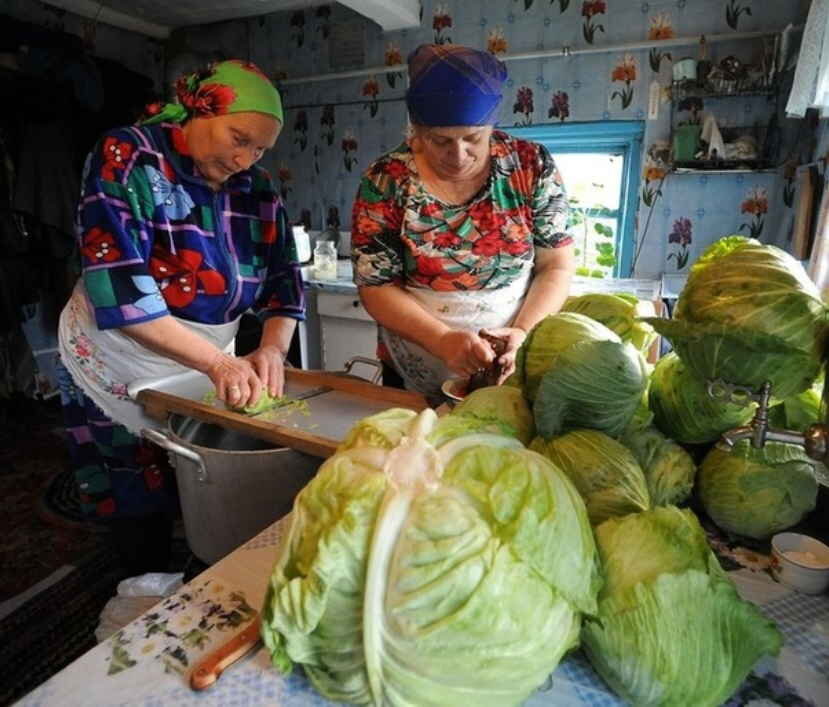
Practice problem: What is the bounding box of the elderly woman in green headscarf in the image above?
[56,60,303,572]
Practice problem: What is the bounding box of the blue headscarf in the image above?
[406,44,507,126]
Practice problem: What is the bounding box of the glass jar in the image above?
[313,240,338,281]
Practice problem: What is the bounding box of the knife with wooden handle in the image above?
[190,615,263,690]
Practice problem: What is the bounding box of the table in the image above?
[17,518,829,707]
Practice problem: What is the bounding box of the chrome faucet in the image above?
[709,377,829,483]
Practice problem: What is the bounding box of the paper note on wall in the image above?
[648,81,661,120]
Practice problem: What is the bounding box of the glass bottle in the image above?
[313,240,338,281]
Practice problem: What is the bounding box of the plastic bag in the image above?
[95,572,184,643]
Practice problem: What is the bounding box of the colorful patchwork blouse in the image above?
[351,130,571,291]
[77,123,304,330]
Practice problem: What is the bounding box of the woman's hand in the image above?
[480,326,527,383]
[206,352,263,408]
[243,345,286,398]
[435,330,495,378]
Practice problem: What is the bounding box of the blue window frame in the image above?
[507,121,645,277]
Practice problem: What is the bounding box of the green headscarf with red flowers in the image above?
[141,60,283,126]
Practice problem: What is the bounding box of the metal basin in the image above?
[142,415,321,565]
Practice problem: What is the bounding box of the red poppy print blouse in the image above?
[351,130,570,292]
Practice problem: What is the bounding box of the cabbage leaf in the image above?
[583,507,782,706]
[562,292,657,352]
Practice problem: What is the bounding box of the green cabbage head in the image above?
[698,440,818,540]
[514,313,649,439]
[649,352,755,444]
[262,409,600,706]
[513,312,618,402]
[621,425,696,506]
[583,506,782,707]
[561,292,657,352]
[530,429,650,525]
[645,236,828,399]
[451,385,534,445]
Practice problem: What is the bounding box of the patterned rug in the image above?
[37,464,110,531]
[0,396,104,602]
[0,396,204,705]
[0,543,123,706]
[0,534,199,707]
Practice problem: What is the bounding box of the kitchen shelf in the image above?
[671,167,778,174]
[671,82,778,101]
[671,158,777,173]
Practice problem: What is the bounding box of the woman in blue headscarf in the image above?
[351,44,573,400]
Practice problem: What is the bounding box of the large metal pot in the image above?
[142,415,321,565]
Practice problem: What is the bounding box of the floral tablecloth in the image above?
[16,518,829,707]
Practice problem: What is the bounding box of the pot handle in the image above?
[141,427,209,483]
[342,356,383,385]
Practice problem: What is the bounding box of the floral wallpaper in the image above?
[173,0,810,278]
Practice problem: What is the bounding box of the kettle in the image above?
[292,225,312,264]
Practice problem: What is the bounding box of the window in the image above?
[508,121,645,278]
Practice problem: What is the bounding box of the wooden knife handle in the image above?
[189,616,262,691]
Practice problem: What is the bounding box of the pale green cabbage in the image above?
[425,414,518,447]
[530,429,650,525]
[649,352,755,444]
[768,376,824,431]
[262,409,600,706]
[621,425,696,506]
[561,292,657,352]
[698,440,818,540]
[451,385,534,445]
[205,389,309,417]
[338,408,418,451]
[646,236,828,399]
[583,506,782,707]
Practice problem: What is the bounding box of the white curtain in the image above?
[786,0,829,118]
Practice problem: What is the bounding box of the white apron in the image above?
[379,268,531,398]
[58,281,238,435]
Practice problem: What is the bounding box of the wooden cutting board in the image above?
[136,368,428,459]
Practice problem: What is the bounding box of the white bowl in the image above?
[770,532,829,595]
[441,377,468,403]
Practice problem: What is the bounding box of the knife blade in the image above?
[190,615,262,690]
[292,385,333,401]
